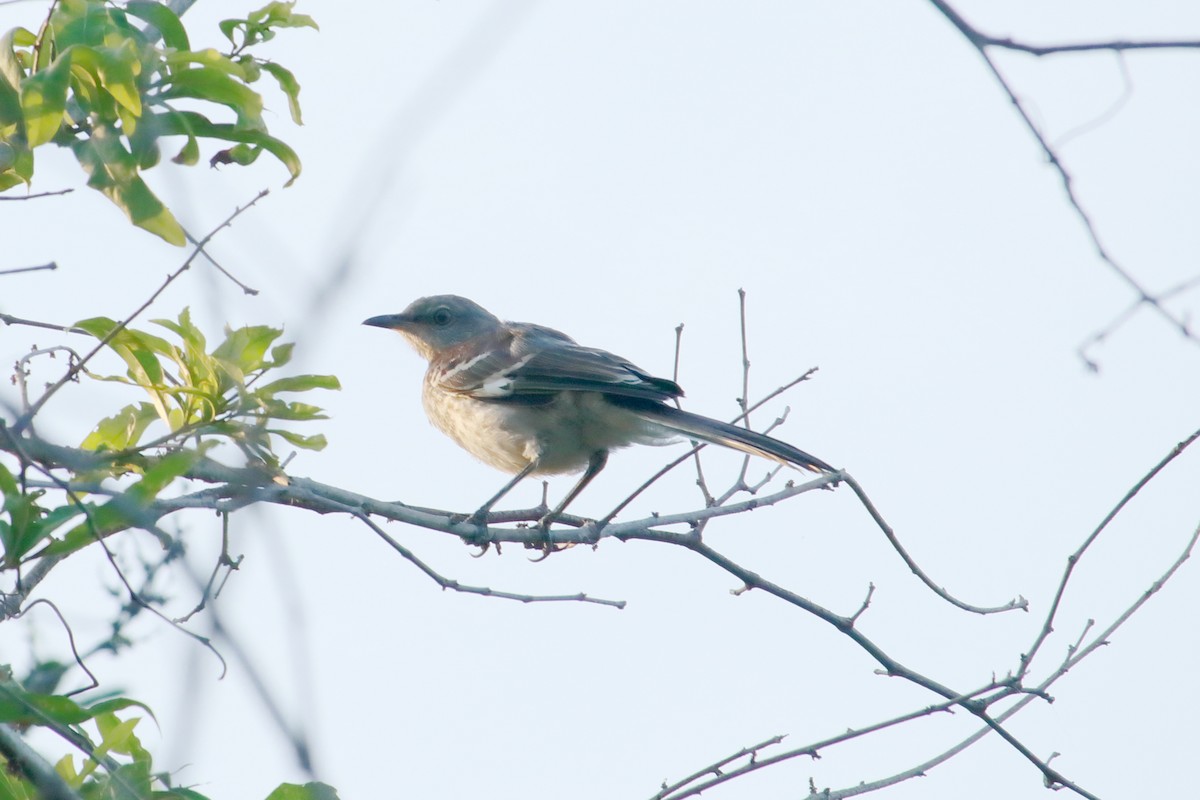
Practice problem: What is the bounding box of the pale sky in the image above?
[2,2,1198,799]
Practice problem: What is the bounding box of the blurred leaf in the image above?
[268,429,327,451]
[1,475,83,564]
[0,31,27,128]
[210,142,260,167]
[256,399,327,421]
[270,342,295,367]
[82,401,160,451]
[71,126,185,245]
[160,67,263,129]
[236,55,261,83]
[257,374,340,394]
[76,316,171,388]
[153,109,301,184]
[0,28,35,91]
[249,2,320,33]
[94,711,150,766]
[124,1,191,52]
[220,1,319,52]
[264,782,340,800]
[152,307,208,353]
[171,130,199,164]
[163,47,249,79]
[260,61,302,124]
[46,450,198,556]
[0,145,33,190]
[214,325,281,374]
[20,53,71,146]
[0,682,154,726]
[53,0,120,50]
[66,42,142,118]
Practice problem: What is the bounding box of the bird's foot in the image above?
[525,515,575,561]
[452,508,494,553]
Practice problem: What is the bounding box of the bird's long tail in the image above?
[627,403,835,474]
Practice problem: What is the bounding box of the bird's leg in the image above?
[538,449,608,532]
[464,460,538,527]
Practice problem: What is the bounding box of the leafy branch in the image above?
[0,0,316,243]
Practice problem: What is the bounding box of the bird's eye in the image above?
[431,308,453,326]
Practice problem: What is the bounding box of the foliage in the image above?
[78,309,338,461]
[0,0,315,244]
[0,308,339,796]
[3,308,338,563]
[0,669,341,799]
[0,5,336,794]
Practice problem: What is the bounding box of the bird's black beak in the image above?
[363,313,412,330]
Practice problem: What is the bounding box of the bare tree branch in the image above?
[927,0,1200,365]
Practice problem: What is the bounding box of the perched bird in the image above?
[364,295,833,526]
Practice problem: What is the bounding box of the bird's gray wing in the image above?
[432,323,682,403]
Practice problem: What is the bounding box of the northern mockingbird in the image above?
[364,295,833,526]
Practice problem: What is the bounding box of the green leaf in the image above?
[257,374,341,394]
[152,307,208,353]
[214,325,282,373]
[70,126,185,245]
[0,684,91,725]
[211,142,260,166]
[270,342,295,367]
[45,451,198,556]
[164,48,249,79]
[0,145,33,191]
[172,130,199,164]
[0,682,151,727]
[264,782,340,800]
[157,789,214,800]
[1,478,83,564]
[256,399,327,421]
[160,67,264,129]
[0,28,35,94]
[0,30,28,130]
[260,61,302,124]
[76,317,174,389]
[20,53,72,146]
[66,43,143,119]
[52,0,122,50]
[152,109,301,185]
[124,1,191,52]
[81,402,160,451]
[0,461,16,498]
[268,429,327,451]
[218,19,240,47]
[248,2,320,33]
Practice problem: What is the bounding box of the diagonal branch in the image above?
[927,0,1200,362]
[11,189,270,435]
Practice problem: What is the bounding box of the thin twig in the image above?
[11,190,269,434]
[0,262,57,276]
[598,368,821,527]
[927,0,1200,363]
[0,188,72,200]
[1018,425,1200,678]
[11,599,99,696]
[843,473,1027,615]
[358,513,626,608]
[181,227,259,295]
[0,313,88,334]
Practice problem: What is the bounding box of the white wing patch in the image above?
[440,351,492,384]
[474,353,535,397]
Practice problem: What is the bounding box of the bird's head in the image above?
[363,295,502,362]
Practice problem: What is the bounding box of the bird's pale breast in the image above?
[421,384,673,475]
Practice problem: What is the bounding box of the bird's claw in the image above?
[452,508,493,552]
[525,515,576,561]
